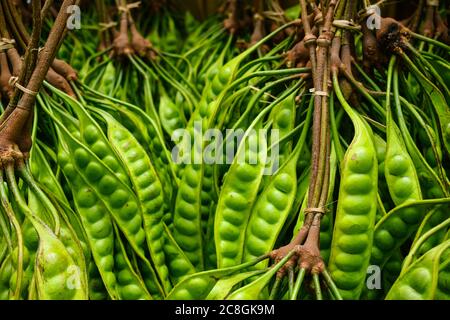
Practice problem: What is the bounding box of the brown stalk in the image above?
[422,4,435,38]
[113,8,133,57]
[0,0,76,163]
[0,52,12,99]
[8,0,42,110]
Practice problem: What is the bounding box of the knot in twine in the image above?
[8,76,38,96]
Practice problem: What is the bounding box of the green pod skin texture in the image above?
[215,129,267,268]
[113,228,152,300]
[270,91,296,163]
[33,220,87,300]
[277,167,309,245]
[8,244,30,298]
[99,62,116,95]
[113,106,174,204]
[173,152,205,269]
[394,84,448,255]
[226,252,292,300]
[203,203,217,270]
[135,257,163,300]
[328,115,378,300]
[436,257,450,299]
[57,135,119,299]
[58,127,147,261]
[30,145,67,204]
[242,158,297,267]
[159,89,186,137]
[162,224,196,284]
[373,134,390,209]
[382,249,404,291]
[371,198,450,270]
[370,131,423,267]
[186,46,231,132]
[60,97,131,187]
[260,91,297,191]
[369,60,424,269]
[242,108,314,267]
[166,274,216,300]
[88,262,109,300]
[402,52,450,158]
[416,209,448,255]
[30,145,89,258]
[0,255,13,299]
[165,254,258,300]
[205,270,263,300]
[57,125,165,298]
[386,241,450,300]
[384,123,422,207]
[175,62,240,257]
[103,113,171,294]
[320,147,337,264]
[200,165,215,243]
[19,219,37,299]
[29,189,89,295]
[27,274,37,299]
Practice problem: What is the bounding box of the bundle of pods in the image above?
[0,0,449,300]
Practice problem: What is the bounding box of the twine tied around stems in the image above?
[99,21,117,32]
[118,1,141,13]
[304,207,326,215]
[0,38,15,52]
[358,5,380,21]
[8,77,38,96]
[309,88,329,97]
[333,20,362,31]
[254,13,264,21]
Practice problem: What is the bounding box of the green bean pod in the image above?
[100,111,171,294]
[109,104,175,203]
[28,188,88,294]
[319,147,337,264]
[242,94,312,267]
[203,204,217,270]
[329,74,378,300]
[57,125,146,257]
[52,91,131,187]
[57,138,118,299]
[371,198,450,268]
[386,240,450,299]
[162,224,196,284]
[18,217,37,299]
[166,256,267,300]
[88,262,109,300]
[33,220,87,300]
[270,91,296,162]
[227,251,294,300]
[382,250,404,294]
[56,125,165,298]
[205,270,264,300]
[384,122,422,206]
[373,134,390,207]
[173,146,205,269]
[158,85,187,137]
[30,144,89,256]
[0,255,13,299]
[436,257,450,299]
[400,52,450,158]
[215,126,267,268]
[113,226,151,300]
[99,61,116,95]
[242,154,297,267]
